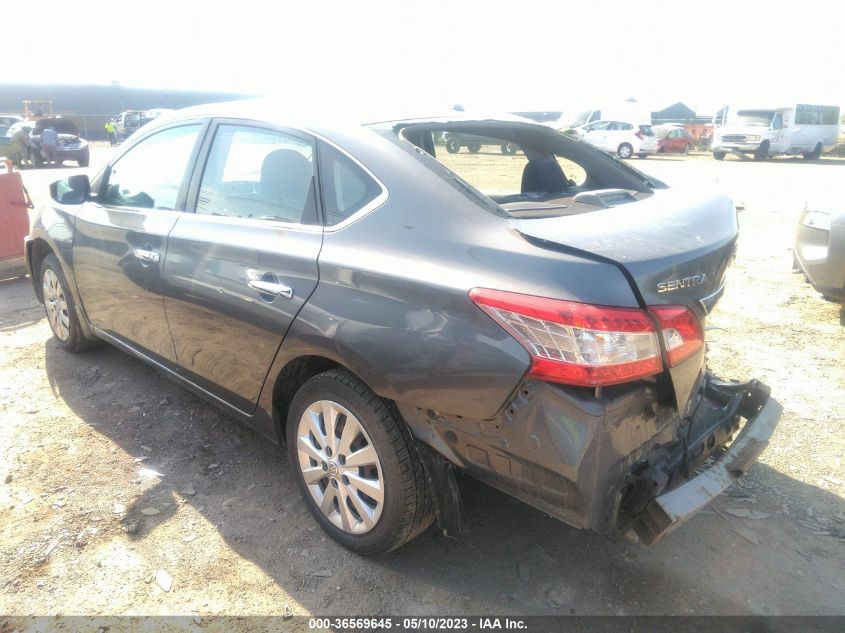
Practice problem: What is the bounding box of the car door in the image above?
[583,121,610,150]
[603,121,626,152]
[162,121,323,412]
[72,122,206,365]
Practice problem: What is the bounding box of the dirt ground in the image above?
[1,146,843,619]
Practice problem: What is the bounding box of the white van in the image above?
[712,104,840,161]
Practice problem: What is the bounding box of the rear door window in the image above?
[196,124,318,224]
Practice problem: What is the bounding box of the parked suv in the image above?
[571,120,658,158]
[26,103,780,554]
[114,110,146,140]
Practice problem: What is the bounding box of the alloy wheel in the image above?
[296,400,384,534]
[42,268,70,341]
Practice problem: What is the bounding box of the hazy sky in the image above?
[5,0,845,116]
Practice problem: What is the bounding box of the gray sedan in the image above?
[795,206,845,301]
[25,102,780,554]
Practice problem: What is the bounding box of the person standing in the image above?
[104,118,116,146]
[40,124,59,167]
[11,125,32,167]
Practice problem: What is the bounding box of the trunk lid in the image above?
[510,188,738,412]
[509,189,738,316]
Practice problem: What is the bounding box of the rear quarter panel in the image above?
[261,125,640,420]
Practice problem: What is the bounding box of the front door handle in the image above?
[133,248,160,263]
[247,279,293,299]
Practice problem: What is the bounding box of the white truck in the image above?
[712,104,840,161]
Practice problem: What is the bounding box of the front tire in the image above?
[681,143,691,156]
[713,151,726,161]
[40,254,97,352]
[501,142,517,155]
[754,141,769,161]
[445,138,460,154]
[617,143,633,159]
[287,369,433,555]
[467,143,481,153]
[78,148,90,167]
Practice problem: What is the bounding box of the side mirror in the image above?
[50,174,90,205]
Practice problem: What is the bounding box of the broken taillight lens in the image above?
[469,288,662,387]
[652,305,704,366]
[469,289,704,388]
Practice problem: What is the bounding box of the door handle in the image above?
[247,279,293,299]
[133,248,160,263]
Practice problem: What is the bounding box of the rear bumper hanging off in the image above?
[628,380,782,544]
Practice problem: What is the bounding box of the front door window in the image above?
[101,125,202,210]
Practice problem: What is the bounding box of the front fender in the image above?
[27,205,94,338]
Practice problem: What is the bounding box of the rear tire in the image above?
[713,151,726,161]
[803,143,822,160]
[681,143,691,156]
[445,138,460,154]
[617,143,633,159]
[501,142,517,155]
[40,254,98,352]
[287,369,433,555]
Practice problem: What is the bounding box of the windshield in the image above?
[125,113,141,124]
[570,110,597,127]
[733,110,774,127]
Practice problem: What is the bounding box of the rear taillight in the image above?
[469,288,662,387]
[469,288,702,388]
[652,305,704,366]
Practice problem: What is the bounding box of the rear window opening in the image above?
[394,121,661,219]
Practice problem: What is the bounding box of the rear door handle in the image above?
[247,279,293,299]
[133,248,160,263]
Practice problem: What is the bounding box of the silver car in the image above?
[795,205,845,301]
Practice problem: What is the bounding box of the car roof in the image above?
[154,98,537,134]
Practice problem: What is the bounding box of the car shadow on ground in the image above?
[35,322,845,616]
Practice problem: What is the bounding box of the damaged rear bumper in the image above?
[629,387,782,544]
[405,373,781,545]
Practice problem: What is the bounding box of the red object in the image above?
[657,127,694,153]
[0,161,32,267]
[468,288,664,387]
[469,288,704,388]
[652,305,704,366]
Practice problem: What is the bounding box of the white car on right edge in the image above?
[568,120,658,158]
